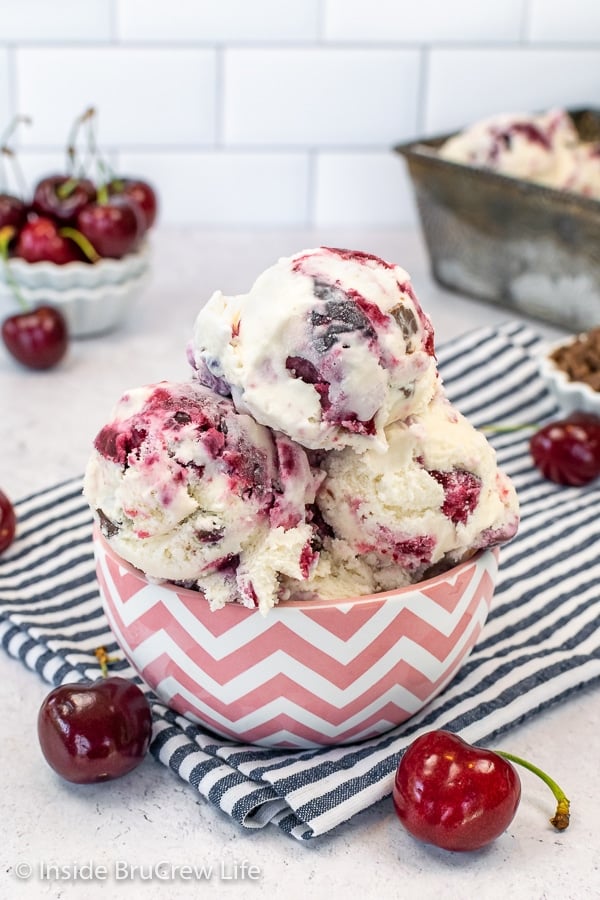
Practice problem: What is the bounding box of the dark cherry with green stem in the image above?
[14,215,100,265]
[32,173,96,224]
[0,225,69,369]
[32,107,98,225]
[37,648,153,784]
[393,730,570,852]
[78,106,157,240]
[76,188,144,259]
[107,176,158,232]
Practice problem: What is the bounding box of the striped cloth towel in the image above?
[2,321,600,841]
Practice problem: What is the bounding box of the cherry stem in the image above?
[59,226,100,264]
[0,225,29,312]
[94,646,119,678]
[56,178,79,200]
[495,749,571,831]
[96,180,109,205]
[84,112,116,189]
[0,115,32,196]
[66,106,96,176]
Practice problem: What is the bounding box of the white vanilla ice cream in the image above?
[315,391,519,591]
[188,246,439,453]
[85,248,520,610]
[439,108,582,190]
[84,381,324,614]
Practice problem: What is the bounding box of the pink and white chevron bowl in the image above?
[94,533,500,749]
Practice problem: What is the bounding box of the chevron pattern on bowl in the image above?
[94,533,499,749]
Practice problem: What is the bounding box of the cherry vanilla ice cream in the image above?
[438,108,581,190]
[187,247,438,453]
[564,141,600,198]
[438,107,600,201]
[85,247,519,611]
[83,381,324,613]
[313,391,519,593]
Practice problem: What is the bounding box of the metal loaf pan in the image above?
[395,109,600,331]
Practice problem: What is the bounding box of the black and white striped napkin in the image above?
[2,321,600,840]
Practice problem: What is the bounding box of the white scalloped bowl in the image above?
[0,244,151,337]
[539,335,600,416]
[94,530,499,749]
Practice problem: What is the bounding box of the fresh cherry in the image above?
[76,195,143,258]
[37,676,152,784]
[530,413,600,486]
[33,174,96,224]
[393,731,521,851]
[15,216,84,265]
[2,304,68,369]
[0,193,27,233]
[0,488,16,553]
[393,730,569,852]
[108,177,157,232]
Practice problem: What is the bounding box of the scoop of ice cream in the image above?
[188,246,438,452]
[562,142,600,199]
[83,381,324,614]
[439,108,579,186]
[315,391,519,588]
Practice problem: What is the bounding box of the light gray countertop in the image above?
[1,228,598,899]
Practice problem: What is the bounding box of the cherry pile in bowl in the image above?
[0,169,157,363]
[0,110,158,362]
[1,172,157,266]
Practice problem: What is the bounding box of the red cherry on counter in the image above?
[37,676,152,784]
[33,174,96,224]
[0,488,16,553]
[2,304,68,369]
[15,216,84,265]
[530,413,600,485]
[392,730,570,852]
[108,177,157,232]
[76,195,143,258]
[393,731,521,851]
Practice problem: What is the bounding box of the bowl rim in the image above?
[94,529,498,613]
[1,240,150,276]
[8,269,150,304]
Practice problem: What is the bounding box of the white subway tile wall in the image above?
[323,0,526,43]
[1,0,598,227]
[426,49,600,133]
[117,0,321,43]
[0,50,11,130]
[223,49,421,146]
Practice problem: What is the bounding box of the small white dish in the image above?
[539,333,600,416]
[0,243,149,290]
[0,244,151,337]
